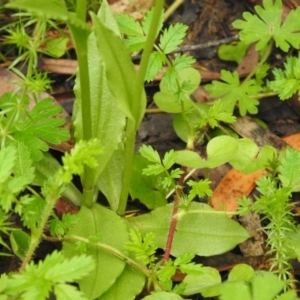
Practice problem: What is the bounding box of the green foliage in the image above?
[128,202,249,257]
[126,227,157,265]
[205,70,261,116]
[2,250,94,300]
[269,55,300,100]
[0,94,70,161]
[232,0,300,52]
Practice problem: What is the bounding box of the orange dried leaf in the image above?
[211,169,265,217]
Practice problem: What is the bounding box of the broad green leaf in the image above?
[228,264,255,282]
[63,204,128,299]
[182,267,221,297]
[130,154,167,209]
[229,141,276,174]
[73,10,126,185]
[175,136,239,168]
[91,2,146,126]
[99,265,145,300]
[46,36,68,58]
[219,281,251,300]
[10,230,30,259]
[128,202,250,257]
[97,146,125,212]
[218,41,249,63]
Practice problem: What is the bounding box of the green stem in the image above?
[117,0,165,215]
[19,184,61,272]
[76,0,87,22]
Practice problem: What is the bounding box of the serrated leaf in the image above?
[143,291,184,300]
[142,7,164,37]
[173,53,196,69]
[145,51,166,82]
[233,0,300,52]
[0,145,16,183]
[63,204,128,299]
[139,145,161,164]
[128,202,250,257]
[205,70,261,116]
[123,35,147,53]
[159,23,188,54]
[54,283,87,300]
[115,13,143,36]
[278,147,300,191]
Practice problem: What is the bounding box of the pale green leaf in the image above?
[115,13,143,36]
[182,267,221,297]
[139,145,161,164]
[54,283,87,300]
[145,51,166,82]
[128,202,250,257]
[143,291,183,300]
[63,204,128,299]
[0,145,16,183]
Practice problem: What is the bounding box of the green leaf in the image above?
[172,53,196,69]
[115,13,143,36]
[205,70,261,116]
[0,145,16,183]
[182,267,221,297]
[73,11,126,185]
[4,250,94,300]
[139,145,161,164]
[145,51,166,82]
[128,202,250,257]
[54,284,87,300]
[142,7,164,37]
[91,3,146,126]
[175,136,239,168]
[99,265,145,300]
[228,264,255,282]
[97,146,124,212]
[187,179,212,202]
[233,0,300,52]
[46,36,68,58]
[218,41,249,63]
[13,98,70,161]
[130,154,167,209]
[10,230,30,259]
[63,203,128,299]
[278,147,300,191]
[268,55,300,100]
[159,23,188,54]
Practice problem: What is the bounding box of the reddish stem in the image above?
[163,166,187,264]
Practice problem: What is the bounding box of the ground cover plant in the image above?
[1,0,300,299]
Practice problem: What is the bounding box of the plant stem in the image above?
[163,166,187,264]
[76,0,87,22]
[19,184,61,272]
[117,0,165,215]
